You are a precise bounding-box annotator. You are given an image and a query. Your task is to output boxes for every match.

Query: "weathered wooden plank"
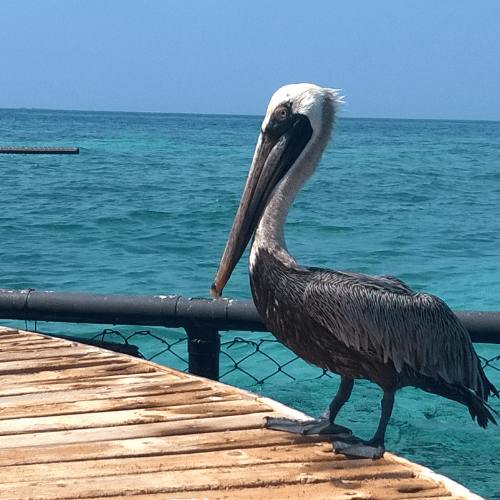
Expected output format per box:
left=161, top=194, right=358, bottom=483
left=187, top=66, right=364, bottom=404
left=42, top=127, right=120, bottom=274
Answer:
left=0, top=442, right=332, bottom=482
left=0, top=338, right=73, bottom=349
left=0, top=349, right=122, bottom=366
left=0, top=328, right=57, bottom=341
left=0, top=330, right=71, bottom=341
left=0, top=390, right=207, bottom=420
left=0, top=412, right=272, bottom=449
left=0, top=371, right=166, bottom=391
left=0, top=327, right=31, bottom=338
left=0, top=398, right=271, bottom=434
left=0, top=443, right=438, bottom=500
left=0, top=353, right=132, bottom=375
left=0, top=372, right=194, bottom=396
left=0, top=384, right=221, bottom=419
left=0, top=458, right=415, bottom=500
left=0, top=359, right=161, bottom=386
left=0, top=429, right=307, bottom=466
left=68, top=480, right=453, bottom=500
left=0, top=379, right=229, bottom=409
left=0, top=345, right=119, bottom=361
left=98, top=480, right=453, bottom=500
left=0, top=328, right=112, bottom=352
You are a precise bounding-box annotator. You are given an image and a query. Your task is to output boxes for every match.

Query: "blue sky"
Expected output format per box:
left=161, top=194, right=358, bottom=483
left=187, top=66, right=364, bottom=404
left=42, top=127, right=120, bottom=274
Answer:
left=2, top=1, right=499, bottom=120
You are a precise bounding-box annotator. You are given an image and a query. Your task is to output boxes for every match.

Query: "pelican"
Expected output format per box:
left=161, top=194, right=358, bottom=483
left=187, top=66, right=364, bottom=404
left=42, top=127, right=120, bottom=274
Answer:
left=210, top=84, right=498, bottom=458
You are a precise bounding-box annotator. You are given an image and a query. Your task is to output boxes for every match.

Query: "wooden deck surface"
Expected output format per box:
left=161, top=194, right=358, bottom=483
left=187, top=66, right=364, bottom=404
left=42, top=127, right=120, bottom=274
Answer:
left=0, top=326, right=484, bottom=500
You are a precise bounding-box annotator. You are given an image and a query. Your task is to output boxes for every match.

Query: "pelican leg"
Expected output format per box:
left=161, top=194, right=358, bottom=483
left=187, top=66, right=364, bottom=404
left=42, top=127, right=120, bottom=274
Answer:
left=265, top=377, right=354, bottom=436
left=299, top=376, right=354, bottom=435
left=326, top=376, right=354, bottom=426
left=368, top=389, right=395, bottom=447
left=331, top=390, right=393, bottom=459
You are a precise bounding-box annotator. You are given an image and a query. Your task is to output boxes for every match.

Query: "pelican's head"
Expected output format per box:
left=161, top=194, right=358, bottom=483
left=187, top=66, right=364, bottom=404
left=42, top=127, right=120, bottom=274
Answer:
left=211, top=84, right=339, bottom=298
left=262, top=83, right=338, bottom=144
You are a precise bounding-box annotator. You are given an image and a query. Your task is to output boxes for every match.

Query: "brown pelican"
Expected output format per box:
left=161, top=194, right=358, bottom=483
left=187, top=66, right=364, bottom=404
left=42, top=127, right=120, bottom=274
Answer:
left=210, top=83, right=498, bottom=458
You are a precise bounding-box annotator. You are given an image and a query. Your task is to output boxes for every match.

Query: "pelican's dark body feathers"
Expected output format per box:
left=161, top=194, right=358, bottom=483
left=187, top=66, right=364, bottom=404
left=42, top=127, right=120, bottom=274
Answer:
left=250, top=246, right=497, bottom=428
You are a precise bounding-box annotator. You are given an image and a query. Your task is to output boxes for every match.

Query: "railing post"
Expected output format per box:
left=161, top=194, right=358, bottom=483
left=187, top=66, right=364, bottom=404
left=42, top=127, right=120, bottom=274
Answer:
left=184, top=320, right=220, bottom=381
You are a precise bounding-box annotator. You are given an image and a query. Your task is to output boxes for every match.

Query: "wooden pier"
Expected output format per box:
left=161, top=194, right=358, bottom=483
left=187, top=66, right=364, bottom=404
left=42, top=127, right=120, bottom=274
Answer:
left=0, top=326, right=483, bottom=499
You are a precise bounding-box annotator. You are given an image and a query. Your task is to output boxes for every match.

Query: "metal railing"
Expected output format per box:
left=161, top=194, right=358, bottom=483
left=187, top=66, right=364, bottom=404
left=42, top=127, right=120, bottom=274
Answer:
left=1, top=288, right=499, bottom=381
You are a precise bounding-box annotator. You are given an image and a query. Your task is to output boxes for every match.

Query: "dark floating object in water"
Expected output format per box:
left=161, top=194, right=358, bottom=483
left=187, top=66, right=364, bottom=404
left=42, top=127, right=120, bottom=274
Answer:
left=0, top=146, right=79, bottom=154
left=211, top=83, right=499, bottom=459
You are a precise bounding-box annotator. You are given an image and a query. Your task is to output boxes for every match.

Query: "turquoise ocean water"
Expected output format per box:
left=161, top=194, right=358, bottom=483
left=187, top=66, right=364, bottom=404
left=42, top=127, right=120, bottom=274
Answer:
left=1, top=108, right=499, bottom=497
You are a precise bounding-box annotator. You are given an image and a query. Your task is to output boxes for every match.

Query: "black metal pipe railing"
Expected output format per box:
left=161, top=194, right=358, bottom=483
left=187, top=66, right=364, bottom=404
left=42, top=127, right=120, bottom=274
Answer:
left=0, top=289, right=266, bottom=331
left=1, top=288, right=500, bottom=380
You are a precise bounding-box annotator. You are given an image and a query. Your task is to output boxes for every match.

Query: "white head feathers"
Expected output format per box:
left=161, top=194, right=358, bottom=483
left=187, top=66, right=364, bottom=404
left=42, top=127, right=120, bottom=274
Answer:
left=262, top=83, right=341, bottom=139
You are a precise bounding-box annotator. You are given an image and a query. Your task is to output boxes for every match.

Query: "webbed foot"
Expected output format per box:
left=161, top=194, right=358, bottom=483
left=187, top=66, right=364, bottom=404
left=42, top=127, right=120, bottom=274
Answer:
left=265, top=416, right=352, bottom=436
left=265, top=416, right=384, bottom=459
left=331, top=435, right=385, bottom=459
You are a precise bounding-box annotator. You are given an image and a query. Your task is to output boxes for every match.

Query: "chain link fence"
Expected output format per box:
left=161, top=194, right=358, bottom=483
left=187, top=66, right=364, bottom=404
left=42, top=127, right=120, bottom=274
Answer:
left=83, top=327, right=332, bottom=384
left=70, top=326, right=500, bottom=387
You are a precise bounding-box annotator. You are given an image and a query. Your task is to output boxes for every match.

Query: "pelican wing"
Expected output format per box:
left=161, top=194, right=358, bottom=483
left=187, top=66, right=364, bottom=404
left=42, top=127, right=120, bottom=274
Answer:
left=302, top=268, right=484, bottom=392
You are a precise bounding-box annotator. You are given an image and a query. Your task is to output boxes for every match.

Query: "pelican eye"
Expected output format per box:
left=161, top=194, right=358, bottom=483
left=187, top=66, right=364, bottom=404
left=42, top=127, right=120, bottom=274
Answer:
left=266, top=105, right=295, bottom=138
left=275, top=106, right=289, bottom=121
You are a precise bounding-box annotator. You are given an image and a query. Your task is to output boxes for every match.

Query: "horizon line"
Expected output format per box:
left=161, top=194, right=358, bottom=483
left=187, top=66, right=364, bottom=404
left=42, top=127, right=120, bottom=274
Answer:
left=1, top=106, right=499, bottom=123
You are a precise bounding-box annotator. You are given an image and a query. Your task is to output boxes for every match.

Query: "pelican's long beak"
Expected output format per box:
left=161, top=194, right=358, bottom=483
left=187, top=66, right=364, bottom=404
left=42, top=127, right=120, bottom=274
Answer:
left=211, top=114, right=312, bottom=298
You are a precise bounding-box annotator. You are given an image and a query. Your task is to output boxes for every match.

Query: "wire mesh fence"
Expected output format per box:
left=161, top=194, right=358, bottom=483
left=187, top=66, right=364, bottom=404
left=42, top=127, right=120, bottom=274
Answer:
left=74, top=326, right=500, bottom=387
left=84, top=327, right=332, bottom=384
left=478, top=352, right=500, bottom=375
